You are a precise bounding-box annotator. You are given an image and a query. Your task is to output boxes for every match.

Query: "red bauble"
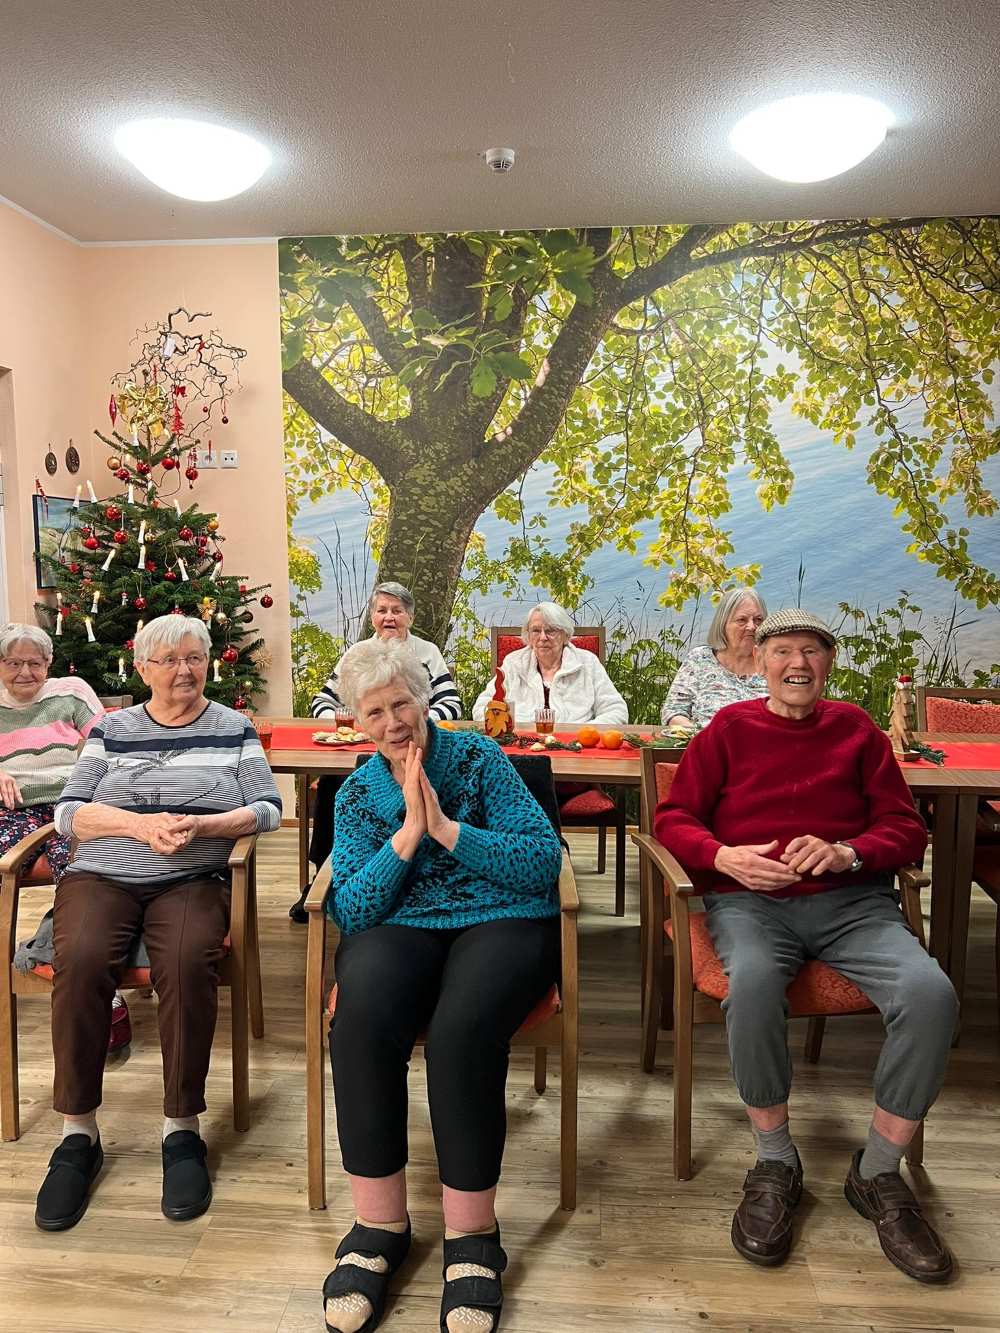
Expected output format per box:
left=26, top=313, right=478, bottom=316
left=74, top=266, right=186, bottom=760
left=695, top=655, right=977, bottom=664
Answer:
left=80, top=526, right=92, bottom=536
left=234, top=695, right=248, bottom=709
left=238, top=584, right=248, bottom=594
left=259, top=593, right=274, bottom=608
left=69, top=562, right=81, bottom=575
left=134, top=596, right=148, bottom=611
left=105, top=505, right=121, bottom=522
left=124, top=639, right=134, bottom=651
left=178, top=525, right=194, bottom=541
left=115, top=467, right=131, bottom=482
left=221, top=415, right=229, bottom=424
left=113, top=529, right=128, bottom=544
left=202, top=405, right=209, bottom=414
left=185, top=466, right=199, bottom=482
left=211, top=550, right=224, bottom=563
left=83, top=536, right=99, bottom=551
left=161, top=456, right=178, bottom=471
left=136, top=461, right=152, bottom=476
left=221, top=646, right=239, bottom=665
left=164, top=569, right=178, bottom=582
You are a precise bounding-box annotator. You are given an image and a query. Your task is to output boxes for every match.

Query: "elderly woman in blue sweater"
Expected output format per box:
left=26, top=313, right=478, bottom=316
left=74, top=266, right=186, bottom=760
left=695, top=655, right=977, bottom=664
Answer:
left=323, top=637, right=562, bottom=1333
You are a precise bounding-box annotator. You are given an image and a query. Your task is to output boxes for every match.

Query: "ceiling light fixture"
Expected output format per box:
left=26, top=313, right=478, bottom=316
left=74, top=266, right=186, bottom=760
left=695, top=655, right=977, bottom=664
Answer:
left=728, top=93, right=894, bottom=183
left=114, top=118, right=272, bottom=201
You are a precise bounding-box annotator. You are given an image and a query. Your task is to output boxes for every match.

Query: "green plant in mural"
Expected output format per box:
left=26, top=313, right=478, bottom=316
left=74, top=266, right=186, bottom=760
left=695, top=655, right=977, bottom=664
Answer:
left=281, top=221, right=1000, bottom=648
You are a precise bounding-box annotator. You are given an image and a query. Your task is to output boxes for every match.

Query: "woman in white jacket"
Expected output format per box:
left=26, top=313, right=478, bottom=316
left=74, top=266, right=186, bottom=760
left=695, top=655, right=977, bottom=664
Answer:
left=473, top=602, right=628, bottom=727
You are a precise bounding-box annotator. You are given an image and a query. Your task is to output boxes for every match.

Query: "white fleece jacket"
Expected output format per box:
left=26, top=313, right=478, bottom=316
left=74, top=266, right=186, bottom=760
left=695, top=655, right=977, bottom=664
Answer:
left=472, top=643, right=628, bottom=727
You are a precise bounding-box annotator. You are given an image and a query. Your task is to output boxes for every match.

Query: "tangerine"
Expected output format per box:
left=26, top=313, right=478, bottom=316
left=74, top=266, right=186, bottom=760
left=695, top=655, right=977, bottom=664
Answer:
left=577, top=725, right=600, bottom=748
left=600, top=730, right=624, bottom=750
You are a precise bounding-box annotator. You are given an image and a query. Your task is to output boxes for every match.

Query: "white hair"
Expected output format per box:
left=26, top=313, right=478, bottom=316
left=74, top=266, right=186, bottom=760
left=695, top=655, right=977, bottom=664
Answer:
left=133, top=615, right=212, bottom=664
left=0, top=623, right=53, bottom=662
left=337, top=637, right=431, bottom=713
left=368, top=581, right=415, bottom=618
left=706, top=588, right=767, bottom=651
left=521, top=601, right=575, bottom=643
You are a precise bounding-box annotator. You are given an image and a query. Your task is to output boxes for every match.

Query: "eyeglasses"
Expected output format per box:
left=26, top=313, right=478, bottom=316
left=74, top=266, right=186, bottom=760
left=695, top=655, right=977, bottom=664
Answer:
left=526, top=627, right=560, bottom=639
left=1, top=659, right=48, bottom=672
left=145, top=653, right=209, bottom=670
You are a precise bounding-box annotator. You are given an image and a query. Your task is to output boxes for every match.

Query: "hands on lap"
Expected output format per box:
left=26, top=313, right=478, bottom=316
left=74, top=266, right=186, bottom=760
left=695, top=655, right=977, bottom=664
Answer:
left=0, top=769, right=23, bottom=810
left=714, top=835, right=855, bottom=891
left=137, top=812, right=201, bottom=856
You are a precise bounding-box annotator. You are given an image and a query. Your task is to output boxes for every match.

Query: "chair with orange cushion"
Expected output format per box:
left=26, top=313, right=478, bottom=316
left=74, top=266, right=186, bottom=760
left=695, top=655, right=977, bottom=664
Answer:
left=631, top=753, right=929, bottom=1180
left=0, top=822, right=265, bottom=1142
left=490, top=624, right=627, bottom=915
left=303, top=753, right=580, bottom=1211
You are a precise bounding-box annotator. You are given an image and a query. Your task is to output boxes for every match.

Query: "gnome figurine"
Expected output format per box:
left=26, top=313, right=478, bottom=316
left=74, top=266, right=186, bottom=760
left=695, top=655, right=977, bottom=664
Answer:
left=483, top=667, right=515, bottom=738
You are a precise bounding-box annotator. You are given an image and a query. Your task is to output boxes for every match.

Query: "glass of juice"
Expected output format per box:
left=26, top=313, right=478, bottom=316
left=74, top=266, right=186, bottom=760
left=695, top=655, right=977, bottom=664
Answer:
left=253, top=718, right=273, bottom=751
left=335, top=708, right=355, bottom=730
left=534, top=708, right=555, bottom=735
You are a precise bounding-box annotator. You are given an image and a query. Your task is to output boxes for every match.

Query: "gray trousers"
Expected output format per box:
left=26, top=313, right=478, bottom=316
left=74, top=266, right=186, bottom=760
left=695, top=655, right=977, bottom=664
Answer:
left=704, top=881, right=958, bottom=1119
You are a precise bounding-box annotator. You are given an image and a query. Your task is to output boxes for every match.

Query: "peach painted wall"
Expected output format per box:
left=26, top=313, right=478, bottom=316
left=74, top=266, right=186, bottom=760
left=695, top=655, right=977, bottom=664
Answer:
left=0, top=200, right=291, bottom=715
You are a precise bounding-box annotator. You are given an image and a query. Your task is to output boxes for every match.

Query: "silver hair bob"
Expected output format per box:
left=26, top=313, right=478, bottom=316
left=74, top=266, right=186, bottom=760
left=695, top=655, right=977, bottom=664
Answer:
left=368, top=581, right=415, bottom=619
left=132, top=614, right=212, bottom=665
left=706, top=588, right=768, bottom=652
left=521, top=600, right=575, bottom=644
left=337, top=637, right=431, bottom=715
left=0, top=623, right=54, bottom=662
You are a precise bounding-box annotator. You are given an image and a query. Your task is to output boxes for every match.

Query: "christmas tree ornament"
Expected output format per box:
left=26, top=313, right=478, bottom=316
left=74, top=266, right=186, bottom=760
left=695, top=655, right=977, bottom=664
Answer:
left=178, top=526, right=194, bottom=541
left=211, top=550, right=224, bottom=562
left=118, top=657, right=127, bottom=680
left=136, top=460, right=151, bottom=476
left=172, top=605, right=184, bottom=615
left=107, top=455, right=122, bottom=470
left=105, top=505, right=122, bottom=522
left=177, top=559, right=189, bottom=581
left=238, top=584, right=248, bottom=594
left=109, top=395, right=118, bottom=425
left=198, top=596, right=217, bottom=620
left=124, top=639, right=135, bottom=651
left=114, top=529, right=128, bottom=544
left=86, top=480, right=98, bottom=502
left=234, top=695, right=247, bottom=709
left=185, top=466, right=199, bottom=484
left=100, top=548, right=117, bottom=572
left=83, top=536, right=100, bottom=551
left=206, top=518, right=219, bottom=533
left=196, top=536, right=209, bottom=549
left=202, top=405, right=210, bottom=414
left=162, top=455, right=178, bottom=470
left=259, top=593, right=274, bottom=608
left=69, top=562, right=80, bottom=574
left=134, top=596, right=148, bottom=611
left=120, top=591, right=129, bottom=606
left=214, top=611, right=228, bottom=624
left=73, top=485, right=83, bottom=509
left=80, top=525, right=91, bottom=536
left=84, top=617, right=96, bottom=642
left=118, top=378, right=167, bottom=437
left=212, top=658, right=222, bottom=681
left=164, top=569, right=178, bottom=582
left=115, top=467, right=131, bottom=482
left=90, top=589, right=101, bottom=614
left=221, top=646, right=239, bottom=665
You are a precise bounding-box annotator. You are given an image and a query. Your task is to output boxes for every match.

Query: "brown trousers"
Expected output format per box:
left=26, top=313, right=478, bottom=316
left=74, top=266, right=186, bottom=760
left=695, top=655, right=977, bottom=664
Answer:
left=51, top=870, right=230, bottom=1117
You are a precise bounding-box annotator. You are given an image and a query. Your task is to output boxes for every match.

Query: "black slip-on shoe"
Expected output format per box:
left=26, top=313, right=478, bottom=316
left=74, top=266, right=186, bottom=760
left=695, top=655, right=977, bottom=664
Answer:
left=161, top=1130, right=212, bottom=1221
left=34, top=1133, right=104, bottom=1232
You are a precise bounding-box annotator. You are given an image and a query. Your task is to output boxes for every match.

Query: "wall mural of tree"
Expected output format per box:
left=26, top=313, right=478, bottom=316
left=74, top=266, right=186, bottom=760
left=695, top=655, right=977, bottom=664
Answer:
left=280, top=220, right=1000, bottom=652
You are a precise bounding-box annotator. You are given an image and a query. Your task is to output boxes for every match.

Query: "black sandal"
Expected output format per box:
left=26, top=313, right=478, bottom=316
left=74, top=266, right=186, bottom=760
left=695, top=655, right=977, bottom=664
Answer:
left=440, top=1225, right=508, bottom=1333
left=322, top=1218, right=412, bottom=1333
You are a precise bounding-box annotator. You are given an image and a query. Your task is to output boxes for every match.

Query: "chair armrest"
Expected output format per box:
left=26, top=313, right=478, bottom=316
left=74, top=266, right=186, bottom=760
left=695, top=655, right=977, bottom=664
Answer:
left=557, top=850, right=580, bottom=914
left=227, top=833, right=259, bottom=870
left=897, top=864, right=930, bottom=893
left=896, top=863, right=929, bottom=948
left=0, top=822, right=57, bottom=876
left=630, top=832, right=695, bottom=896
left=306, top=860, right=332, bottom=913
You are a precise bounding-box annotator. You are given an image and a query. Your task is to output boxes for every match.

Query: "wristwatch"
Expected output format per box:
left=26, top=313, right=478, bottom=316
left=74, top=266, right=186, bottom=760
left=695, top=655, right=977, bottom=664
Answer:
left=838, top=842, right=863, bottom=872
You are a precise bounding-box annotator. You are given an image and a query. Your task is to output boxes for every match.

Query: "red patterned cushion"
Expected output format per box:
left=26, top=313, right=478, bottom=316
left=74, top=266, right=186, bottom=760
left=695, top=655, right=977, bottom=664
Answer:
left=21, top=856, right=55, bottom=886
left=655, top=763, right=679, bottom=804
left=666, top=913, right=874, bottom=1014
left=559, top=787, right=615, bottom=817
left=30, top=934, right=232, bottom=984
left=495, top=633, right=603, bottom=666
left=925, top=697, right=1000, bottom=734
left=326, top=981, right=561, bottom=1032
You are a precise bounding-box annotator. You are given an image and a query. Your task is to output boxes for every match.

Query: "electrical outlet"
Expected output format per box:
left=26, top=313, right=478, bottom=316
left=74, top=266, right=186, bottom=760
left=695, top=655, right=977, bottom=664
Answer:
left=195, top=449, right=217, bottom=469
left=219, top=450, right=239, bottom=469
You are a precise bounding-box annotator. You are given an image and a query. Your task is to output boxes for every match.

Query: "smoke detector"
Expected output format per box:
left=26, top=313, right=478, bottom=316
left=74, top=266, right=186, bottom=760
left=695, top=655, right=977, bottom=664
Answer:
left=483, top=146, right=516, bottom=173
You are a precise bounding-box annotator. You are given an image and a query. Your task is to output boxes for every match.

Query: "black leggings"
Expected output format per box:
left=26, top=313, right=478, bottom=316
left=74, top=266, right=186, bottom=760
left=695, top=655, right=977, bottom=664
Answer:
left=329, top=915, right=561, bottom=1191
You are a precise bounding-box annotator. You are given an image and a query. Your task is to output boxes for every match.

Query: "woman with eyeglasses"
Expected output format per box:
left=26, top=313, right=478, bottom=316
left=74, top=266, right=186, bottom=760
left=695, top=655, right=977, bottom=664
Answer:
left=660, top=588, right=769, bottom=733
left=32, top=615, right=281, bottom=1234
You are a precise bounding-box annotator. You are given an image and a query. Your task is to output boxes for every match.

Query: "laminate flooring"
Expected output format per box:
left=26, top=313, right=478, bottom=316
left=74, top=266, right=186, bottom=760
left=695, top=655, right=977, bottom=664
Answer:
left=1, top=828, right=998, bottom=1332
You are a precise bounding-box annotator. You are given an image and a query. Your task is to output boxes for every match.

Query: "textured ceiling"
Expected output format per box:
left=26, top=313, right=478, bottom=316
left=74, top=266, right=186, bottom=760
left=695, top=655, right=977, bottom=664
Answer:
left=1, top=0, right=998, bottom=243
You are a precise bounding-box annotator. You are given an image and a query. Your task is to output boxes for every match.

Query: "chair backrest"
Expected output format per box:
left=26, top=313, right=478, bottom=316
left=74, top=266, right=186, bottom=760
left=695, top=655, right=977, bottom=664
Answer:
left=916, top=686, right=1000, bottom=732
left=98, top=694, right=133, bottom=710
left=490, top=624, right=606, bottom=671
left=354, top=748, right=563, bottom=839
left=638, top=746, right=681, bottom=834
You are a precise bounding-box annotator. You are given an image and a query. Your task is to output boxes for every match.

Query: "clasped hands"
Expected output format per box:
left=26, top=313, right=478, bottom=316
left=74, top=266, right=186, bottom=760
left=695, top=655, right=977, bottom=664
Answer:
left=135, top=812, right=203, bottom=856
left=714, top=835, right=857, bottom=892
left=392, top=742, right=459, bottom=860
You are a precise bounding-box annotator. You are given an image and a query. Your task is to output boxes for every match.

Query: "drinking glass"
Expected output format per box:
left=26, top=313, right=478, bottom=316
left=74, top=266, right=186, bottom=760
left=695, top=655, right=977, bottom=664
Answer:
left=534, top=708, right=555, bottom=735
left=253, top=718, right=273, bottom=751
left=334, top=708, right=355, bottom=730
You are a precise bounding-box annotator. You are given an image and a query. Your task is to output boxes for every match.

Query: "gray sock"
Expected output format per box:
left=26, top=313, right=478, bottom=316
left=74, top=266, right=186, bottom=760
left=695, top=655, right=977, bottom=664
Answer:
left=753, top=1119, right=799, bottom=1169
left=859, top=1124, right=906, bottom=1180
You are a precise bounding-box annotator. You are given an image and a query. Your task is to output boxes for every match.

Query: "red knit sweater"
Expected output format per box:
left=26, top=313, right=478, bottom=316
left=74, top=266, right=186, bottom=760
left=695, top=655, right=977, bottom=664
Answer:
left=653, top=698, right=927, bottom=898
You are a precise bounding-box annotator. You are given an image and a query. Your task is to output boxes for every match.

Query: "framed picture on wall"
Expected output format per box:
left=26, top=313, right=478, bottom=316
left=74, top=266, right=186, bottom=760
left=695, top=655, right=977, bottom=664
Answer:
left=33, top=495, right=82, bottom=589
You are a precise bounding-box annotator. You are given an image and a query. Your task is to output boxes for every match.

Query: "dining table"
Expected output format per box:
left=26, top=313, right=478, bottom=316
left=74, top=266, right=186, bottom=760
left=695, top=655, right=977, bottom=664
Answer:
left=262, top=718, right=1000, bottom=1010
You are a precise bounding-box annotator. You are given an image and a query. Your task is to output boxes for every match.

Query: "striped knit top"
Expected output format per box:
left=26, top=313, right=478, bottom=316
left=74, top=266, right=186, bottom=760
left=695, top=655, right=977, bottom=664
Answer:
left=55, top=700, right=282, bottom=883
left=310, top=633, right=462, bottom=721
left=0, top=677, right=104, bottom=807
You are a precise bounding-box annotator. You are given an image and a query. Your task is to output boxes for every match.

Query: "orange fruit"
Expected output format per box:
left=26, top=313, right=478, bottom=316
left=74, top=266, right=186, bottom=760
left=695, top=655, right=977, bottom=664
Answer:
left=577, top=725, right=600, bottom=748
left=600, top=730, right=624, bottom=750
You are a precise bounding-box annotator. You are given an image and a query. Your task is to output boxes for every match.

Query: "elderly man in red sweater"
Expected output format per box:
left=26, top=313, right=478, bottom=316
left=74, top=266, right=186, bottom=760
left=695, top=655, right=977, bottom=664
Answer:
left=655, top=609, right=957, bottom=1283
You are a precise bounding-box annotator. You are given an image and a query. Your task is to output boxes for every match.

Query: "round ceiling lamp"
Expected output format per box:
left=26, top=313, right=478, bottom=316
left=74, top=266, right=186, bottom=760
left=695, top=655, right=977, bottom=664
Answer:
left=728, top=93, right=894, bottom=183
left=114, top=118, right=272, bottom=201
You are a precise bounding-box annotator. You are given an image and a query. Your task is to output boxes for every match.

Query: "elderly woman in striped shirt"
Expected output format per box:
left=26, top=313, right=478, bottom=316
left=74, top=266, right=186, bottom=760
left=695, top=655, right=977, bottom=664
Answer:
left=33, top=615, right=281, bottom=1234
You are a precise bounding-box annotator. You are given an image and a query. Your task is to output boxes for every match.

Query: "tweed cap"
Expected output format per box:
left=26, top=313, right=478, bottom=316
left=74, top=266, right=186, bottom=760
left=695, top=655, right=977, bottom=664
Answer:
left=755, top=609, right=837, bottom=648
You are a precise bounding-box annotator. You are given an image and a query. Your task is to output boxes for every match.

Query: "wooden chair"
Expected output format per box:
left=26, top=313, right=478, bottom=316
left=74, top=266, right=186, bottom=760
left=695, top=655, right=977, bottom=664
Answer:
left=96, top=694, right=134, bottom=709
left=491, top=623, right=626, bottom=915
left=304, top=755, right=580, bottom=1211
left=632, top=755, right=929, bottom=1180
left=0, top=823, right=264, bottom=1141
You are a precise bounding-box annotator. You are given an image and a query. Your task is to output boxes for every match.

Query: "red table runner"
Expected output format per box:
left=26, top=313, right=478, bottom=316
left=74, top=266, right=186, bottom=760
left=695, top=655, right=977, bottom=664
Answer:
left=898, top=740, right=1000, bottom=769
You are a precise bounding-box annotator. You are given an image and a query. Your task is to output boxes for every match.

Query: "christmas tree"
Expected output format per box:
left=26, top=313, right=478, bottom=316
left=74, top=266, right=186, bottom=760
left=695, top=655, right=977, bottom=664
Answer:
left=34, top=309, right=274, bottom=708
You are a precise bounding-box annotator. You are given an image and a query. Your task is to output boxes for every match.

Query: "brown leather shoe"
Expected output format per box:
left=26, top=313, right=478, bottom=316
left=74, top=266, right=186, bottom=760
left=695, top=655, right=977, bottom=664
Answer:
left=731, top=1154, right=803, bottom=1266
left=844, top=1149, right=953, bottom=1283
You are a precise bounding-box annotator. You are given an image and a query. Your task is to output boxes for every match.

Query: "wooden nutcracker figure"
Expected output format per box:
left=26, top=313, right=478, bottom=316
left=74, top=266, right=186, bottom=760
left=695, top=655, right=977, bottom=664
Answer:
left=890, top=673, right=921, bottom=760
left=483, top=667, right=514, bottom=738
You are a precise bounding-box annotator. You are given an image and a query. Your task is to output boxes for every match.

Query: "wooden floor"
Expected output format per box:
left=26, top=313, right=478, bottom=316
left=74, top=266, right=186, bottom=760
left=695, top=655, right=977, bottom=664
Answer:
left=2, top=828, right=999, bottom=1332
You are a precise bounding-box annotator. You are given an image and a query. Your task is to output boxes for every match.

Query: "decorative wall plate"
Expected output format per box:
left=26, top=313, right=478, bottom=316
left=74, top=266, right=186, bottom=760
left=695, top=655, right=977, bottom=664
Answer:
left=65, top=442, right=81, bottom=473
left=44, top=450, right=58, bottom=476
